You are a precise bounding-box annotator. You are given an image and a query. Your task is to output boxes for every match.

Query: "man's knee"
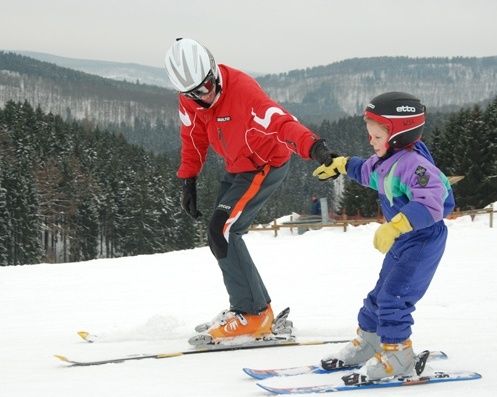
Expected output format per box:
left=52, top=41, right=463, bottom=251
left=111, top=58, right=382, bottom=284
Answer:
left=208, top=209, right=230, bottom=259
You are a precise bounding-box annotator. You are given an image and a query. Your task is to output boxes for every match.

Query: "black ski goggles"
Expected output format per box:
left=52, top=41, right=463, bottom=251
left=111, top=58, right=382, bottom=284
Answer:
left=183, top=70, right=217, bottom=100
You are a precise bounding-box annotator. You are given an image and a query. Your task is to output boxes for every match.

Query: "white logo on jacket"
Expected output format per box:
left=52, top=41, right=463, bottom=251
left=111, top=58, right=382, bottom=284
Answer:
left=179, top=108, right=192, bottom=126
left=251, top=107, right=286, bottom=129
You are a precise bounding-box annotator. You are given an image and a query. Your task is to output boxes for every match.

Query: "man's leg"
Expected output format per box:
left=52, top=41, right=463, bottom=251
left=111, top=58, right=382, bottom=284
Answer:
left=207, top=163, right=289, bottom=314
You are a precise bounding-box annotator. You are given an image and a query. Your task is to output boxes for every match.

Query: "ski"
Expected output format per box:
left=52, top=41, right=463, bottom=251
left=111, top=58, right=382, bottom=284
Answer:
left=77, top=307, right=294, bottom=344
left=243, top=350, right=447, bottom=380
left=256, top=370, right=481, bottom=394
left=54, top=337, right=349, bottom=367
left=77, top=331, right=96, bottom=343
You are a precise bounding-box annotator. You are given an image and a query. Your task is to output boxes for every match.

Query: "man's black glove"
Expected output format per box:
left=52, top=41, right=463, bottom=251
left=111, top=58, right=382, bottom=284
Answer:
left=310, top=139, right=337, bottom=166
left=309, top=140, right=340, bottom=181
left=181, top=177, right=202, bottom=219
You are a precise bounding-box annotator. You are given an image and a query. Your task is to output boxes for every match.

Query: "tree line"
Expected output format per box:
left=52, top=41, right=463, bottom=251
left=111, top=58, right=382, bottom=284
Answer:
left=0, top=101, right=193, bottom=265
left=1, top=97, right=496, bottom=266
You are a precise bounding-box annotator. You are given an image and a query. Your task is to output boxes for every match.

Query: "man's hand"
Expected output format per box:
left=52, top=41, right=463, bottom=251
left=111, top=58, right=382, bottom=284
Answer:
left=373, top=213, right=413, bottom=254
left=312, top=156, right=348, bottom=181
left=181, top=177, right=202, bottom=219
left=310, top=140, right=335, bottom=165
left=309, top=140, right=340, bottom=181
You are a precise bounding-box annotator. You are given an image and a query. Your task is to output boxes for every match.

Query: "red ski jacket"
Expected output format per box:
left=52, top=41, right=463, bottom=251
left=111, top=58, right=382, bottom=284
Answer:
left=176, top=65, right=319, bottom=178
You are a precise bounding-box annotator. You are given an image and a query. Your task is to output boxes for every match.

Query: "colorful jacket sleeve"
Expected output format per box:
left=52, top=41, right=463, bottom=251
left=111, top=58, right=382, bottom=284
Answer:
left=346, top=156, right=379, bottom=190
left=395, top=161, right=454, bottom=230
left=176, top=100, right=210, bottom=179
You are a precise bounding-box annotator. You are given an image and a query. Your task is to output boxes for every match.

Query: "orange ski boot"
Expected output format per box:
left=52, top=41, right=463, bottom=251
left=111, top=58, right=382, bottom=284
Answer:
left=208, top=305, right=274, bottom=340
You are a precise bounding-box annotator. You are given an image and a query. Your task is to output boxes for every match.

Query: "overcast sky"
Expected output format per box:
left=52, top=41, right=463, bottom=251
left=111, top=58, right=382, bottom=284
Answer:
left=1, top=0, right=496, bottom=74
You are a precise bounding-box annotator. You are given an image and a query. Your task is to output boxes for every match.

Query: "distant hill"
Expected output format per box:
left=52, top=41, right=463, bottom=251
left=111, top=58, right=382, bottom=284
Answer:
left=12, top=50, right=265, bottom=89
left=1, top=51, right=497, bottom=152
left=259, top=56, right=497, bottom=123
left=15, top=50, right=175, bottom=89
left=0, top=51, right=179, bottom=152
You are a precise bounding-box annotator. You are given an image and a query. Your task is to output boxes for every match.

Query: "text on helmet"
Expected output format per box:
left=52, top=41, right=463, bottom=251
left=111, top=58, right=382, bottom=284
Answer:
left=396, top=106, right=417, bottom=112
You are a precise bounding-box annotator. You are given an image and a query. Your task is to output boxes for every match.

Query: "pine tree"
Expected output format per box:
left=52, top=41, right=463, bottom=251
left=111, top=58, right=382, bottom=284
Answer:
left=36, top=159, right=64, bottom=262
left=0, top=102, right=42, bottom=264
left=481, top=97, right=497, bottom=205
left=0, top=108, right=15, bottom=265
left=459, top=106, right=491, bottom=208
left=430, top=100, right=497, bottom=209
left=0, top=186, right=10, bottom=265
left=73, top=188, right=99, bottom=261
left=338, top=179, right=380, bottom=218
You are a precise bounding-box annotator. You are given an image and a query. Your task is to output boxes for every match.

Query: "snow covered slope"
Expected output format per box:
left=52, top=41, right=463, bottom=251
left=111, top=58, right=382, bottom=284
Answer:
left=1, top=214, right=495, bottom=396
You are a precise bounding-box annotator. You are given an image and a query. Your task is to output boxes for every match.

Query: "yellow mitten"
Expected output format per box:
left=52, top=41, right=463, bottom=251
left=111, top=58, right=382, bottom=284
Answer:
left=312, top=156, right=348, bottom=181
left=373, top=213, right=413, bottom=254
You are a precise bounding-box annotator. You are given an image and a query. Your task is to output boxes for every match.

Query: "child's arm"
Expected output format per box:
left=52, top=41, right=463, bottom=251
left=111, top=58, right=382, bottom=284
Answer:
left=397, top=163, right=452, bottom=230
left=344, top=156, right=381, bottom=191
left=373, top=163, right=450, bottom=254
left=313, top=155, right=380, bottom=191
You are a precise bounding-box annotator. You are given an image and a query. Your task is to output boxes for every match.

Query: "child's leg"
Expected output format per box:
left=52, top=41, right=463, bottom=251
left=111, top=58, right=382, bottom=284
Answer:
left=357, top=256, right=398, bottom=332
left=357, top=222, right=448, bottom=380
left=322, top=257, right=399, bottom=369
left=376, top=222, right=448, bottom=343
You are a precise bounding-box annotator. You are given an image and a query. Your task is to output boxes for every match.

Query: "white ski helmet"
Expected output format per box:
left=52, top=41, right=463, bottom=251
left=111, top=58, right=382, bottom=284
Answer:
left=165, top=38, right=218, bottom=93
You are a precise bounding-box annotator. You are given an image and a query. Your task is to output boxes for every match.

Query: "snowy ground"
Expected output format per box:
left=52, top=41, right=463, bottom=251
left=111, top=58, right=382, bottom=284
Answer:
left=1, top=212, right=496, bottom=396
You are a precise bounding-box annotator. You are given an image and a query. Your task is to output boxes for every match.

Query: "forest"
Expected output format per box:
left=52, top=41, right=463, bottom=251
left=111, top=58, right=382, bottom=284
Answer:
left=0, top=97, right=496, bottom=265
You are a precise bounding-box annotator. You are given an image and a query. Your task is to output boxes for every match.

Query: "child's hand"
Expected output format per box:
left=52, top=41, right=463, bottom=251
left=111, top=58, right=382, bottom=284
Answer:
left=312, top=157, right=348, bottom=181
left=373, top=213, right=413, bottom=253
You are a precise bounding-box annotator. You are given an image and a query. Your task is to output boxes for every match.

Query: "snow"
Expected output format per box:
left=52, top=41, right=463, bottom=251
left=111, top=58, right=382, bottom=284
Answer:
left=1, top=213, right=496, bottom=396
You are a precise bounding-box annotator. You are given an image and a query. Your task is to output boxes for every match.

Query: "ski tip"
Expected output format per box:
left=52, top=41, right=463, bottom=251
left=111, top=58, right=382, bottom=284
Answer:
left=156, top=352, right=183, bottom=359
left=242, top=368, right=267, bottom=380
left=54, top=354, right=70, bottom=363
left=77, top=331, right=93, bottom=342
left=256, top=383, right=278, bottom=394
left=280, top=307, right=291, bottom=317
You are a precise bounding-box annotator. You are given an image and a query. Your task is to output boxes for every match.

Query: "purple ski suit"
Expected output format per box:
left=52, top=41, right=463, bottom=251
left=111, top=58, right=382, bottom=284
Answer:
left=345, top=141, right=455, bottom=343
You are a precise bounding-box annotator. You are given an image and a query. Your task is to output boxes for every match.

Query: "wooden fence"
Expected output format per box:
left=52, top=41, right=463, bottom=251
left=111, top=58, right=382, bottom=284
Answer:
left=249, top=207, right=495, bottom=237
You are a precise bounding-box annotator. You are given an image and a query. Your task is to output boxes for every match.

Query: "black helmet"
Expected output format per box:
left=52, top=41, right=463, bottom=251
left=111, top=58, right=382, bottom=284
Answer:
left=364, top=92, right=426, bottom=149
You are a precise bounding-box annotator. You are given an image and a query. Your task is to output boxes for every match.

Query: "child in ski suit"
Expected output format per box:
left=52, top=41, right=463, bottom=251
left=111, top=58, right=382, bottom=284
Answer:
left=313, top=92, right=455, bottom=380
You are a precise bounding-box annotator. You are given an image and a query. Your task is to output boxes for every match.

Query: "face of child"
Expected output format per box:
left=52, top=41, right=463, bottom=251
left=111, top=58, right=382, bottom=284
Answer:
left=366, top=120, right=390, bottom=157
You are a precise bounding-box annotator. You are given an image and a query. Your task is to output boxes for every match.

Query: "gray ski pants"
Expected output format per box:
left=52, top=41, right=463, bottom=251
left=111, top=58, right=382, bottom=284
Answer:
left=207, top=162, right=290, bottom=314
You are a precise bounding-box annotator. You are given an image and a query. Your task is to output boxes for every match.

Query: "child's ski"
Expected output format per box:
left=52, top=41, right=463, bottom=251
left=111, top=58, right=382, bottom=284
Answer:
left=257, top=370, right=481, bottom=394
left=243, top=350, right=447, bottom=380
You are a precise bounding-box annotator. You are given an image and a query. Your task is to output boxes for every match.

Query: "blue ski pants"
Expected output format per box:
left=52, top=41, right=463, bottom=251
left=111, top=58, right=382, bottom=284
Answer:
left=358, top=220, right=448, bottom=343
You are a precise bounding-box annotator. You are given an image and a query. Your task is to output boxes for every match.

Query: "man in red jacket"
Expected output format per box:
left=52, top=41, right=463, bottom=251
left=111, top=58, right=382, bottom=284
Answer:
left=165, top=38, right=335, bottom=343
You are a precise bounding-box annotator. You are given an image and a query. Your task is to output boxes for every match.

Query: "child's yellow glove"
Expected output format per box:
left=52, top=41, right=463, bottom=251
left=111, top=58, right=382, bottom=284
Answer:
left=373, top=213, right=413, bottom=254
left=312, top=156, right=348, bottom=181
